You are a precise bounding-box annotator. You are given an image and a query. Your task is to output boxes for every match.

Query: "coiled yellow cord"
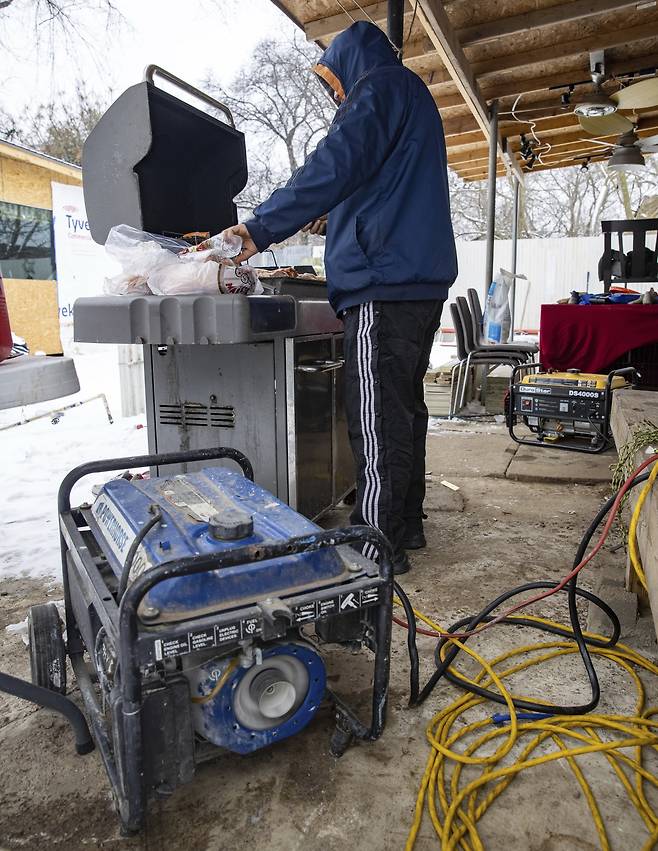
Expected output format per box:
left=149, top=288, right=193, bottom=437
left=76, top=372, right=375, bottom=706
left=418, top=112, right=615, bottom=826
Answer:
left=397, top=601, right=658, bottom=851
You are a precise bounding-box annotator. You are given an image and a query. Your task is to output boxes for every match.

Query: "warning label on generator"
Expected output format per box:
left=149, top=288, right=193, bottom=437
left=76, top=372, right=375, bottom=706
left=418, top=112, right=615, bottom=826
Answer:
left=292, top=586, right=380, bottom=625
left=150, top=586, right=381, bottom=662
left=152, top=616, right=264, bottom=662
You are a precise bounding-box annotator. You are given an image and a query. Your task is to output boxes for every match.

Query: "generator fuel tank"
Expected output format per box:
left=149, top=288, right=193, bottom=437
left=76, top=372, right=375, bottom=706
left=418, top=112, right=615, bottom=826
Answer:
left=89, top=467, right=358, bottom=622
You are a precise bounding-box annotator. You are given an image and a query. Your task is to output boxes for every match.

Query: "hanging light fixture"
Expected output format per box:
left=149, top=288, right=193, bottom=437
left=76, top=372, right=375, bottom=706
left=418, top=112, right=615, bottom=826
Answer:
left=607, top=145, right=645, bottom=172
left=572, top=89, right=617, bottom=118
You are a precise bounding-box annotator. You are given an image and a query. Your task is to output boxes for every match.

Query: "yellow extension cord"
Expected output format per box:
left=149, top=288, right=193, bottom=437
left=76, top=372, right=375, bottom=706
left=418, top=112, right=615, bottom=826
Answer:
left=397, top=460, right=658, bottom=849
left=629, top=460, right=658, bottom=593
left=395, top=603, right=658, bottom=851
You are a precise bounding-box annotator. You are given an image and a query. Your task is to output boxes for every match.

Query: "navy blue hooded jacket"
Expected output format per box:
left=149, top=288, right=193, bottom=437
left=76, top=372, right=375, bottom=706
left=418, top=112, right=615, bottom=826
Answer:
left=245, top=21, right=457, bottom=315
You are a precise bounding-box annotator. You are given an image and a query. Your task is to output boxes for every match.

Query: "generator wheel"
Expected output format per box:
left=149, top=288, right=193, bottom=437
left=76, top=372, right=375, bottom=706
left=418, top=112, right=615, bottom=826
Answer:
left=28, top=603, right=67, bottom=694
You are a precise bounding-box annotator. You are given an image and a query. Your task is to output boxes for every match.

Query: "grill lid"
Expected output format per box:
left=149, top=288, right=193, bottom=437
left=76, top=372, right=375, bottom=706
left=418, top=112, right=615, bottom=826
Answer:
left=82, top=65, right=247, bottom=244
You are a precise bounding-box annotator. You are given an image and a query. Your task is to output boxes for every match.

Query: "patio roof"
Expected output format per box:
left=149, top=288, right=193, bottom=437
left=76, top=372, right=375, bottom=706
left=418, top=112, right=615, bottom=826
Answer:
left=270, top=0, right=658, bottom=181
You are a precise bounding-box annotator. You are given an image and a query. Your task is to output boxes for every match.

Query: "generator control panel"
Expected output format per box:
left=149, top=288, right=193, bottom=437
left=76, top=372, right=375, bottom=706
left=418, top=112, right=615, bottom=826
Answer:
left=508, top=367, right=636, bottom=454
left=515, top=384, right=607, bottom=422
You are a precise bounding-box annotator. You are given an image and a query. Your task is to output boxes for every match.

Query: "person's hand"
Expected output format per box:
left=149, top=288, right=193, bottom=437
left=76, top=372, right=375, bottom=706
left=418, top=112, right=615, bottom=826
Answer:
left=302, top=215, right=327, bottom=236
left=222, top=223, right=259, bottom=264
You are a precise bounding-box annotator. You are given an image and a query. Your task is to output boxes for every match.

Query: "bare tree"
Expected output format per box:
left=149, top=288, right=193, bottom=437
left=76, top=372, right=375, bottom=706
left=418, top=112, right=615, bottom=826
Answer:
left=1, top=85, right=107, bottom=165
left=449, top=157, right=658, bottom=241
left=205, top=32, right=335, bottom=216
left=0, top=0, right=121, bottom=60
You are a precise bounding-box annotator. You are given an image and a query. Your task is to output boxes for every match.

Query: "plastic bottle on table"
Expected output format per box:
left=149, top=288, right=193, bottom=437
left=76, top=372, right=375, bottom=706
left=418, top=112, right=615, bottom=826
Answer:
left=186, top=232, right=242, bottom=258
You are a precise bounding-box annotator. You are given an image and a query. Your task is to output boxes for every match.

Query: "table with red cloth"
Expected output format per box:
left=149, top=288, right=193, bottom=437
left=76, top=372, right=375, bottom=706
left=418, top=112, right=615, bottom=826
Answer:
left=540, top=304, right=658, bottom=373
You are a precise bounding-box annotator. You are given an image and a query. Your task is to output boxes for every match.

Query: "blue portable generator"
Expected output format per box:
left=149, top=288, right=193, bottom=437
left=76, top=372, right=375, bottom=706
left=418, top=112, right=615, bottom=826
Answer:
left=17, top=447, right=393, bottom=833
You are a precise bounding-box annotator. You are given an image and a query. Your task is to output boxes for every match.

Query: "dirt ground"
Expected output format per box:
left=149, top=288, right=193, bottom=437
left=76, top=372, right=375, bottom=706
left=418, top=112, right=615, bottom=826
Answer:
left=1, top=421, right=657, bottom=851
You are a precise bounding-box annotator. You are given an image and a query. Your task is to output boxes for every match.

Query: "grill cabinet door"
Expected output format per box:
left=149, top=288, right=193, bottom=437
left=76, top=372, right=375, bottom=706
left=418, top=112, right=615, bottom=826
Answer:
left=288, top=337, right=334, bottom=519
left=146, top=343, right=278, bottom=494
left=333, top=334, right=355, bottom=502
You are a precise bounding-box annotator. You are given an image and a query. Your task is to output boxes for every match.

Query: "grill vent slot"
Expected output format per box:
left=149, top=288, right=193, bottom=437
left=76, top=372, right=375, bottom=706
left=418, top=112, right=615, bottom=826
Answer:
left=159, top=403, right=235, bottom=428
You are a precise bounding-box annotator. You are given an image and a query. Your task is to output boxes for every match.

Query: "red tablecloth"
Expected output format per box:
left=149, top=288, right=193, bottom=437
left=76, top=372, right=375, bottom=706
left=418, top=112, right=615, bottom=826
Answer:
left=540, top=304, right=658, bottom=373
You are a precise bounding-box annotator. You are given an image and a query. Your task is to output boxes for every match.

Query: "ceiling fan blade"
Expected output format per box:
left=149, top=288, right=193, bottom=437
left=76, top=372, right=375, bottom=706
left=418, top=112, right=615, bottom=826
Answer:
left=611, top=77, right=658, bottom=111
left=639, top=133, right=658, bottom=151
left=580, top=137, right=616, bottom=149
left=578, top=113, right=634, bottom=136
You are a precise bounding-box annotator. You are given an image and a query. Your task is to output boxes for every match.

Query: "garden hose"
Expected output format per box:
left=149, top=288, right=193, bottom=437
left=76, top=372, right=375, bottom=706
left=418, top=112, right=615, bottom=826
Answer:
left=392, top=457, right=658, bottom=849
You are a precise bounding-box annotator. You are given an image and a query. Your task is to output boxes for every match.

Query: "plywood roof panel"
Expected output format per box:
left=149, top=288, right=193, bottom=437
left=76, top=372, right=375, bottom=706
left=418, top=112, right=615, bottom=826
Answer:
left=271, top=0, right=658, bottom=180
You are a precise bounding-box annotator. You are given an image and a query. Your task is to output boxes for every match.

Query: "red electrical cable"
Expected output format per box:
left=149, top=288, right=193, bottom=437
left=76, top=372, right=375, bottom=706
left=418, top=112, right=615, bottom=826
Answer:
left=393, top=615, right=437, bottom=636
left=394, top=454, right=658, bottom=640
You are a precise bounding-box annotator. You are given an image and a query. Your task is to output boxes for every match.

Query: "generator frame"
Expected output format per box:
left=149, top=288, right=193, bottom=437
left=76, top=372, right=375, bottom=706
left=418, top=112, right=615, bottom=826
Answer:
left=508, top=363, right=638, bottom=453
left=4, top=446, right=393, bottom=835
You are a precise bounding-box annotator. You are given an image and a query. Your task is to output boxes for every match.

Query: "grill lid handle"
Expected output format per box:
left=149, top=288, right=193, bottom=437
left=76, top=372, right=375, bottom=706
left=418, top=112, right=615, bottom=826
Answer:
left=143, top=64, right=236, bottom=128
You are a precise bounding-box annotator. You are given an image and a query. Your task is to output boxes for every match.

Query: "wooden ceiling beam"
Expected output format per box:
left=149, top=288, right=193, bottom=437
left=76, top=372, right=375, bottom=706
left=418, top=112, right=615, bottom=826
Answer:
left=416, top=0, right=490, bottom=137
left=457, top=0, right=647, bottom=49
left=448, top=117, right=658, bottom=164
left=458, top=168, right=507, bottom=181
left=457, top=160, right=507, bottom=176
left=447, top=148, right=490, bottom=166
left=523, top=153, right=611, bottom=174
left=435, top=91, right=472, bottom=110
left=471, top=21, right=658, bottom=80
left=500, top=114, right=582, bottom=139
left=434, top=51, right=658, bottom=107
left=445, top=129, right=487, bottom=147
left=444, top=109, right=577, bottom=138
left=416, top=0, right=524, bottom=182
left=304, top=2, right=412, bottom=42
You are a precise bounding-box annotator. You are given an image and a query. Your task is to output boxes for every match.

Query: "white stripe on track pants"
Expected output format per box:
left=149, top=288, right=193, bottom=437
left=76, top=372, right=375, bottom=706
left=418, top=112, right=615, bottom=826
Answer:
left=341, top=298, right=444, bottom=560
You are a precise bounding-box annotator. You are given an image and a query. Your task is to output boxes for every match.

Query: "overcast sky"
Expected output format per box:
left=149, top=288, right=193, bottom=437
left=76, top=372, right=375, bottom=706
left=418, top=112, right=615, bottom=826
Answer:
left=0, top=0, right=297, bottom=114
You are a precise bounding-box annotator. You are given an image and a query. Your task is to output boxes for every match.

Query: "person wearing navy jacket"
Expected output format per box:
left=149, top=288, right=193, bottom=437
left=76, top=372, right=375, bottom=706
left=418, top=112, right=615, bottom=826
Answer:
left=219, top=20, right=457, bottom=573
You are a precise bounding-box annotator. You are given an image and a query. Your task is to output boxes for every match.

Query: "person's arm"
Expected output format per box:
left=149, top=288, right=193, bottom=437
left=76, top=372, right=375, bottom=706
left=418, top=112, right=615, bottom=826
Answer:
left=228, top=74, right=404, bottom=262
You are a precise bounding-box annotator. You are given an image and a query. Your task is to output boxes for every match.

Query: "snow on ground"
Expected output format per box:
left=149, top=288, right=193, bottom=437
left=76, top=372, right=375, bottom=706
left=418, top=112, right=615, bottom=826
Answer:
left=1, top=343, right=147, bottom=581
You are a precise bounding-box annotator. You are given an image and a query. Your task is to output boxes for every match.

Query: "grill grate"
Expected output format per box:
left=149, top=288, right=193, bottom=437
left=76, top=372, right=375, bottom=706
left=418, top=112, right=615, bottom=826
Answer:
left=158, top=403, right=235, bottom=428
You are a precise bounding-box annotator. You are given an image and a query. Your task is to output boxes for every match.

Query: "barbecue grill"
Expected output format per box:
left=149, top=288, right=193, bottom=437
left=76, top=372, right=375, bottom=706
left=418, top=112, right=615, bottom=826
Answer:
left=76, top=66, right=354, bottom=519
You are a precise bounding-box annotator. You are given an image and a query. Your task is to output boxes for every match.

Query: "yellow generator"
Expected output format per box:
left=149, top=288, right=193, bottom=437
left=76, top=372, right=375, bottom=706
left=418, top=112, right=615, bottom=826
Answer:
left=508, top=366, right=637, bottom=453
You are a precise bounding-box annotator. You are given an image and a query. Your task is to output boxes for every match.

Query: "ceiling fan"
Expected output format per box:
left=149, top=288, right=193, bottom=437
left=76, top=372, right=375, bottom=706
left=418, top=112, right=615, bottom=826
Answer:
left=581, top=129, right=658, bottom=171
left=570, top=51, right=658, bottom=136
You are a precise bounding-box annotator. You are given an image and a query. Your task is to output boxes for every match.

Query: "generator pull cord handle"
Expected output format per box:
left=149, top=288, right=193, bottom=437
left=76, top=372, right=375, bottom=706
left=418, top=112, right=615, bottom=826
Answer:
left=143, top=64, right=236, bottom=127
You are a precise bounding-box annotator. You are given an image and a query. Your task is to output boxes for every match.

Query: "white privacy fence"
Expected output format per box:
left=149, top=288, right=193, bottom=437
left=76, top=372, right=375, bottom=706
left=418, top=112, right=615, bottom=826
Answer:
left=450, top=235, right=603, bottom=333
left=263, top=235, right=605, bottom=334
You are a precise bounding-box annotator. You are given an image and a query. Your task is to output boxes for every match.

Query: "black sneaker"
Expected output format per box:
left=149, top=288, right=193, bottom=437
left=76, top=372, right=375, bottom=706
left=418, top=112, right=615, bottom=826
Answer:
left=392, top=551, right=411, bottom=575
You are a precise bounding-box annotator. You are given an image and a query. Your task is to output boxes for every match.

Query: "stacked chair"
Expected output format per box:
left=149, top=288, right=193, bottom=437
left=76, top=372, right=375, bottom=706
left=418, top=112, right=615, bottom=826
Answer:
left=448, top=289, right=537, bottom=418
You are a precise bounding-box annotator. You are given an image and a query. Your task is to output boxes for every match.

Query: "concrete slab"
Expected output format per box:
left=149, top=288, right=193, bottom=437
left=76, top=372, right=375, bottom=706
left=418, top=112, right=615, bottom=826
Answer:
left=423, top=477, right=465, bottom=513
left=587, top=572, right=638, bottom=637
left=506, top=443, right=616, bottom=484
left=425, top=429, right=517, bottom=480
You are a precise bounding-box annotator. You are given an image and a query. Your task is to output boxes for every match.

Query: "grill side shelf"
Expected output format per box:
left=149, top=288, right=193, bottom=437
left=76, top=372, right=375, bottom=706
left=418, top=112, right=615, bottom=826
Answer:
left=73, top=295, right=302, bottom=345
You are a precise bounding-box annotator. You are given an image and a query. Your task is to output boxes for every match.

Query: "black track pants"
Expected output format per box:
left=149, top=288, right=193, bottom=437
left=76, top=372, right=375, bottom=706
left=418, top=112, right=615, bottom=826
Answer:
left=341, top=299, right=444, bottom=558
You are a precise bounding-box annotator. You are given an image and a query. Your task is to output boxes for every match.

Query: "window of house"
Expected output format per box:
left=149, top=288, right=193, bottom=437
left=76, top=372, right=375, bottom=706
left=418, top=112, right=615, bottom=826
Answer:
left=0, top=201, right=56, bottom=280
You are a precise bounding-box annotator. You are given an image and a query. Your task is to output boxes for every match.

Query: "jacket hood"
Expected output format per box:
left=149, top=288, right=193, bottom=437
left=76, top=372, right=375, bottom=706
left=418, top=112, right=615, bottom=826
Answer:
left=313, top=20, right=400, bottom=101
